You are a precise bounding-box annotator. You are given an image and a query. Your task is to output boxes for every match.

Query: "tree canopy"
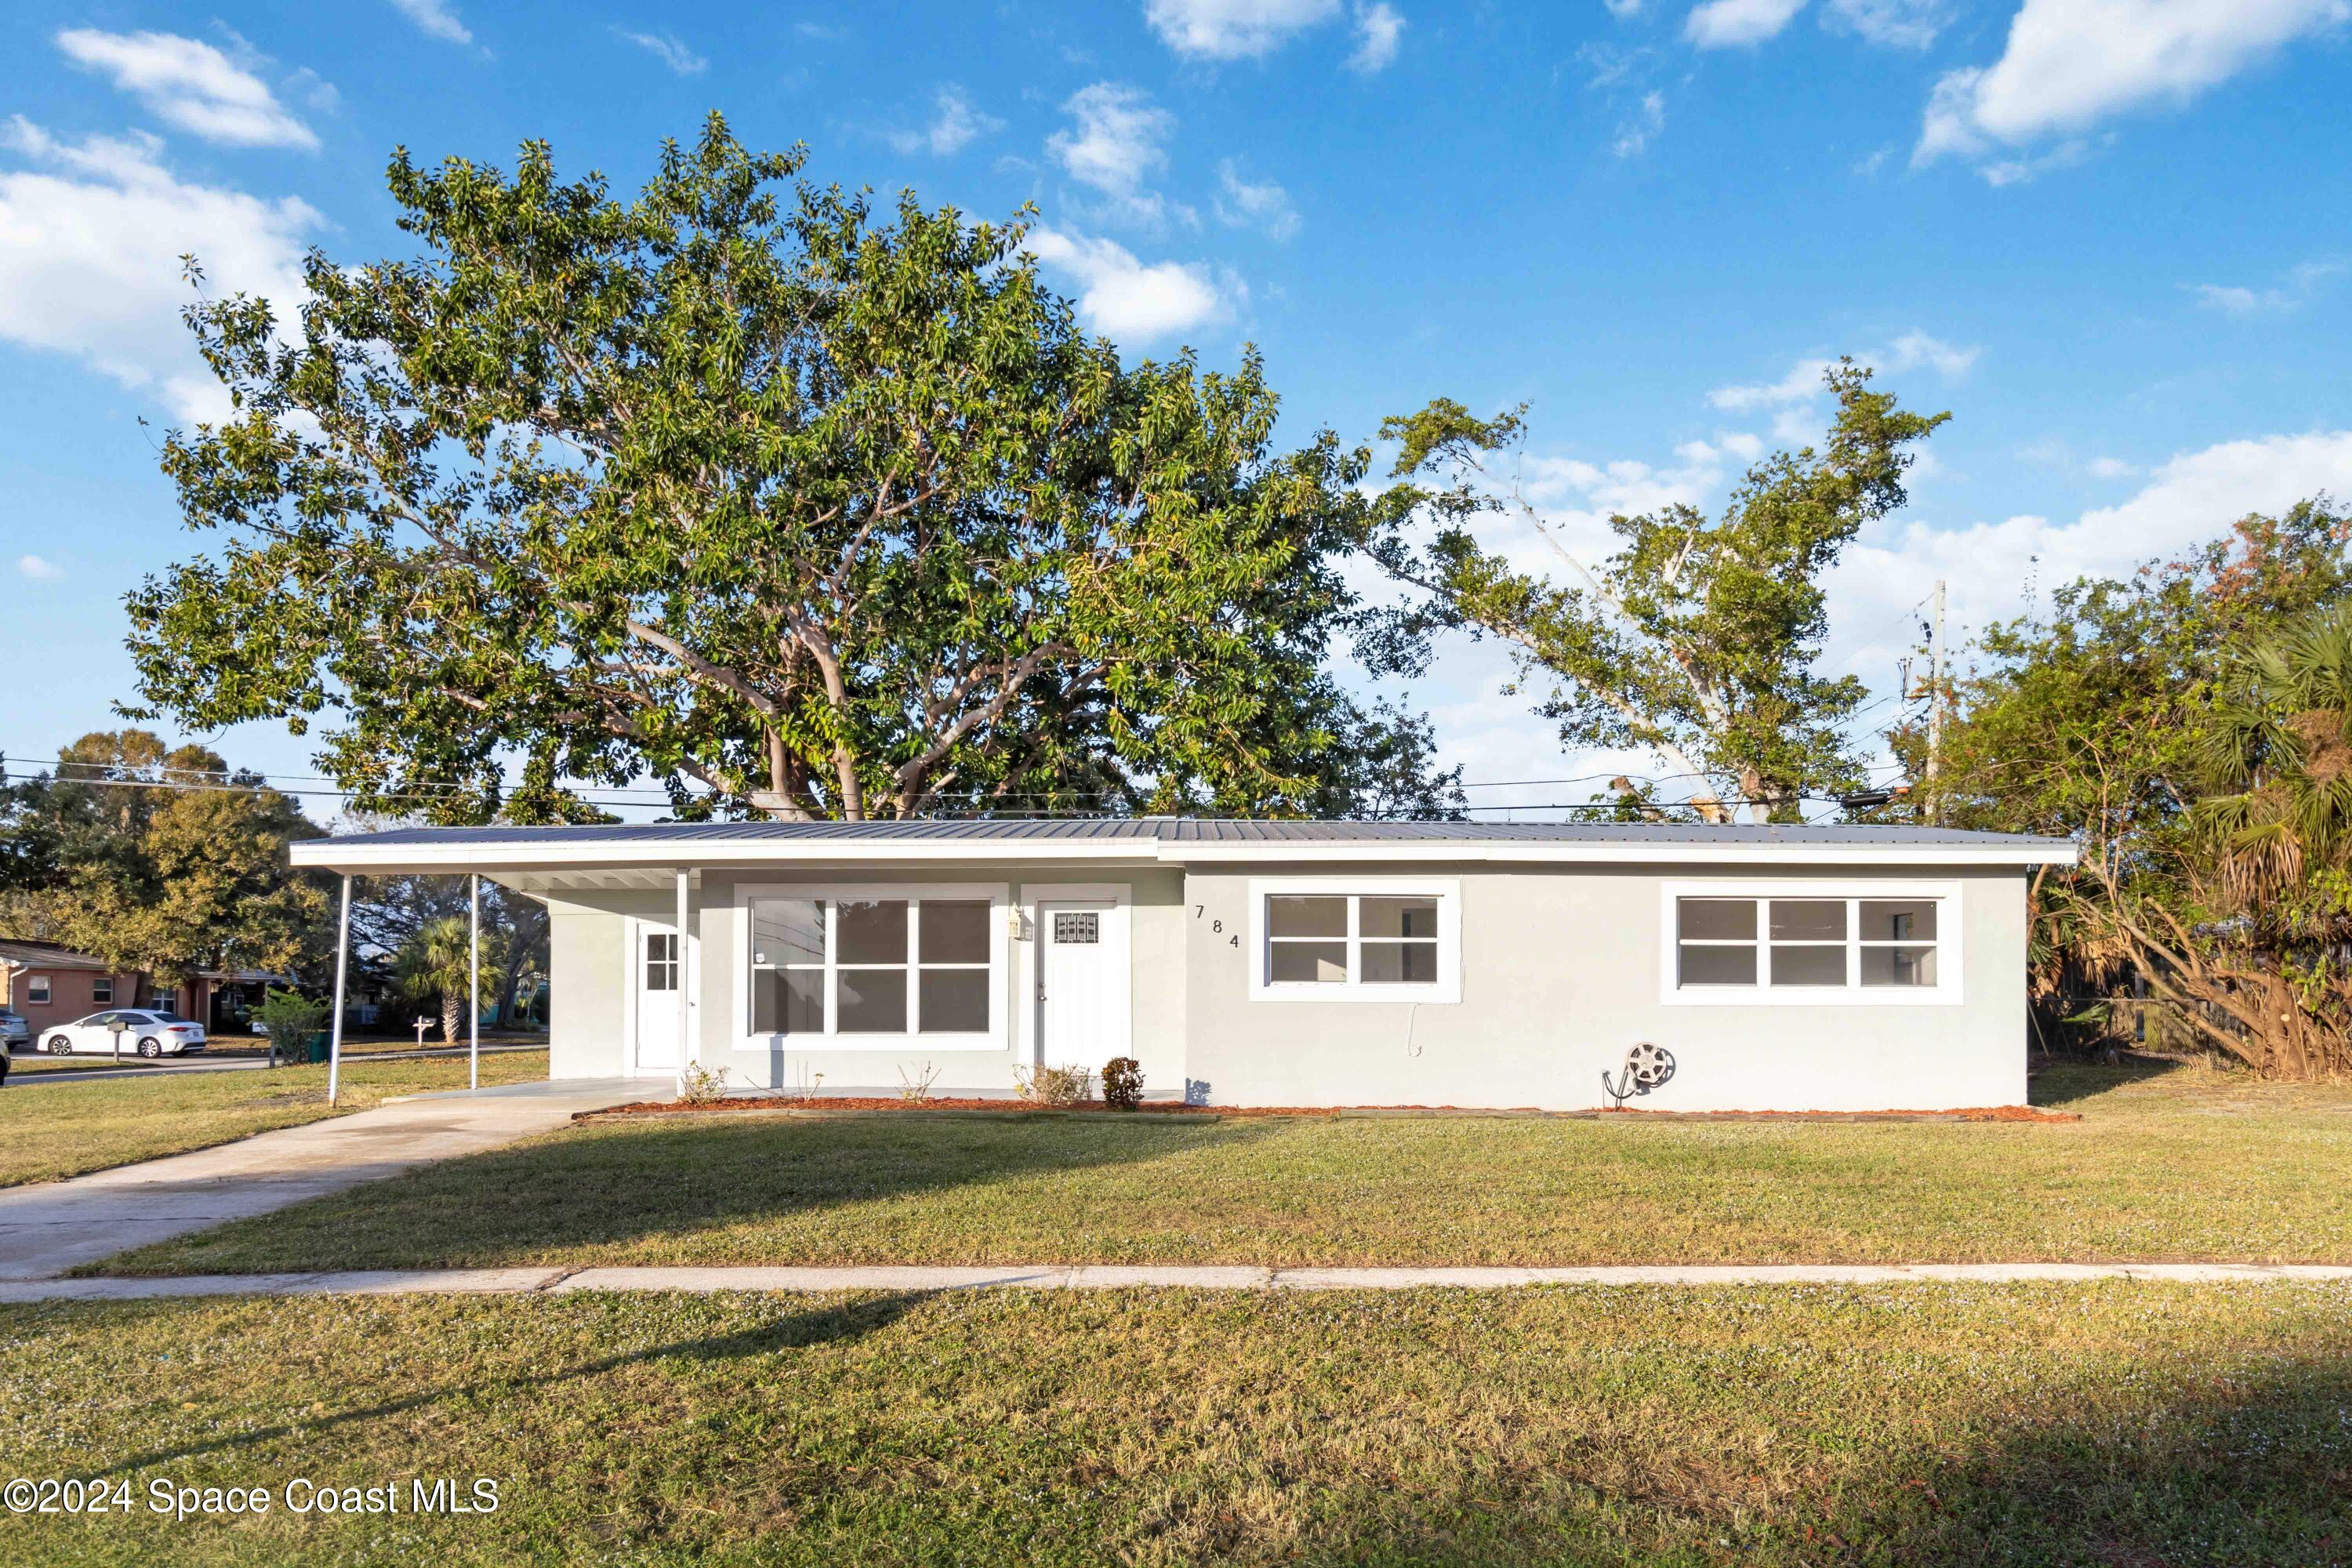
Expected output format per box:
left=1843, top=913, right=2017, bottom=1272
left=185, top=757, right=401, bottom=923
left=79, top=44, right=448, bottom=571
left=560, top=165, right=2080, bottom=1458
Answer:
left=129, top=116, right=1408, bottom=823
left=0, top=730, right=328, bottom=986
left=1364, top=362, right=1944, bottom=822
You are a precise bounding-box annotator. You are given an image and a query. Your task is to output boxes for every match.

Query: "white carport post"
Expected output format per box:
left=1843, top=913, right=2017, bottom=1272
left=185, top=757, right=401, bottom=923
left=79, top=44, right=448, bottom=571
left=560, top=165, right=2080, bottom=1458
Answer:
left=674, top=869, right=691, bottom=1101
left=468, top=873, right=481, bottom=1091
left=326, top=873, right=351, bottom=1105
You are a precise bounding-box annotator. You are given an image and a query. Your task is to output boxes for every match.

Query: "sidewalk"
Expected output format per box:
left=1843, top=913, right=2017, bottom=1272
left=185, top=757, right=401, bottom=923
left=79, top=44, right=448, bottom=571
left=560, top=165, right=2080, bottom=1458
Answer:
left=0, top=1078, right=644, bottom=1279
left=5, top=1261, right=2350, bottom=1302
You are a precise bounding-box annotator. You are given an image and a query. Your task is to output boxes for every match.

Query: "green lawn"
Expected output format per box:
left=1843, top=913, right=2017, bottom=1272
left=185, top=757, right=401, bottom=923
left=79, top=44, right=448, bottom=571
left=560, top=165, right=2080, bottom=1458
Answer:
left=0, top=1052, right=550, bottom=1189
left=0, top=1282, right=2343, bottom=1565
left=107, top=1062, right=2352, bottom=1275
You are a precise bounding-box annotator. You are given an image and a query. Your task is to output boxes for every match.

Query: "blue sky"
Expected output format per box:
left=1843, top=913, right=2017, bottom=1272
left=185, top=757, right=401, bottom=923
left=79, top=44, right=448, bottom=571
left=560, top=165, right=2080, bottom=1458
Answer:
left=2, top=0, right=2347, bottom=815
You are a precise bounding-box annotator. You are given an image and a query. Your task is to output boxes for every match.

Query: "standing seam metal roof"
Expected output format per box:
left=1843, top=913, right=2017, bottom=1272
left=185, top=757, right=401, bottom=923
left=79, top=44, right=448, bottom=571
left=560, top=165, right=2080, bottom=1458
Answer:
left=310, top=818, right=2071, bottom=849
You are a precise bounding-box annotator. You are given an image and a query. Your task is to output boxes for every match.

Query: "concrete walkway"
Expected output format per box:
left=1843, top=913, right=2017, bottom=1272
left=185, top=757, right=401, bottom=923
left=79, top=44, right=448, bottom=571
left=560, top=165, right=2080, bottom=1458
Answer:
left=0, top=1078, right=644, bottom=1279
left=4, top=1261, right=2349, bottom=1302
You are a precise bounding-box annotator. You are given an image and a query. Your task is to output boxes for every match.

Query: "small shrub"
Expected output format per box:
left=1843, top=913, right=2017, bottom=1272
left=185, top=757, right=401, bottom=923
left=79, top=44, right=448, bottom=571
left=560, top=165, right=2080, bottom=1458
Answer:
left=898, top=1062, right=941, bottom=1102
left=680, top=1061, right=730, bottom=1105
left=1024, top=1062, right=1093, bottom=1107
left=1102, top=1056, right=1144, bottom=1110
left=255, top=988, right=328, bottom=1060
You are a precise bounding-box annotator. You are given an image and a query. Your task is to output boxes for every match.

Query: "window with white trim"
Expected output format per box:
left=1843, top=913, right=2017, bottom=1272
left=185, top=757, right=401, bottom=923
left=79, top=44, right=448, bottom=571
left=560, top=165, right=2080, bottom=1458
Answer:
left=1670, top=892, right=1947, bottom=998
left=748, top=893, right=995, bottom=1037
left=91, top=977, right=113, bottom=1004
left=1248, top=880, right=1461, bottom=1003
left=26, top=975, right=50, bottom=1006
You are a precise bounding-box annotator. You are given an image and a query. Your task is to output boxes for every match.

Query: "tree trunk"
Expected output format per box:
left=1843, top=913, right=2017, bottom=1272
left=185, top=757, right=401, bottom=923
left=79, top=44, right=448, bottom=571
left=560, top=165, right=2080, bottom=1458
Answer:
left=441, top=986, right=463, bottom=1045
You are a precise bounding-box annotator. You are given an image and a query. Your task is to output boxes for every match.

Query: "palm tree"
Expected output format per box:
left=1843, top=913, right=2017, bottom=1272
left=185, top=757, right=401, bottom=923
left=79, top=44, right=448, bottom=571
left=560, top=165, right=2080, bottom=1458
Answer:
left=2194, top=601, right=2352, bottom=917
left=393, top=916, right=497, bottom=1044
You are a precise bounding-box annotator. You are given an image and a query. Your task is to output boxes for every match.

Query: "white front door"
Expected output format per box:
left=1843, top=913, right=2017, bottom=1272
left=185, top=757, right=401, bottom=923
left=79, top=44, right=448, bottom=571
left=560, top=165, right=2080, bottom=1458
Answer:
left=633, top=924, right=684, bottom=1073
left=1036, top=902, right=1116, bottom=1070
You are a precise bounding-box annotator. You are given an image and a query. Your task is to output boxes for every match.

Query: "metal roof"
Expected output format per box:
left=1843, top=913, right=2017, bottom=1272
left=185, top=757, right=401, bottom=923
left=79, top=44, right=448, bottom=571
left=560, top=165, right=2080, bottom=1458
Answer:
left=314, top=818, right=2065, bottom=848
left=290, top=817, right=2076, bottom=876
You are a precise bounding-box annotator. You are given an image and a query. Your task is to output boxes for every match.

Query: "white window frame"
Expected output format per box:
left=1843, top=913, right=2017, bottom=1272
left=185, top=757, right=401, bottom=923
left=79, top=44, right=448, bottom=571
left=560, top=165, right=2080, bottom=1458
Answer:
left=26, top=975, right=50, bottom=1006
left=90, top=977, right=112, bottom=1004
left=1246, top=877, right=1462, bottom=1004
left=734, top=882, right=1009, bottom=1051
left=1659, top=879, right=1962, bottom=1007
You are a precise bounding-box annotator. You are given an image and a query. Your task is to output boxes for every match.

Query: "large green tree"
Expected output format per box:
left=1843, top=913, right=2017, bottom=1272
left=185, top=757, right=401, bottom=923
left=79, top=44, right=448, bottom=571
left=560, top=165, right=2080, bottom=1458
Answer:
left=1364, top=362, right=1944, bottom=822
left=1918, top=502, right=2352, bottom=1076
left=0, top=730, right=328, bottom=992
left=126, top=117, right=1396, bottom=823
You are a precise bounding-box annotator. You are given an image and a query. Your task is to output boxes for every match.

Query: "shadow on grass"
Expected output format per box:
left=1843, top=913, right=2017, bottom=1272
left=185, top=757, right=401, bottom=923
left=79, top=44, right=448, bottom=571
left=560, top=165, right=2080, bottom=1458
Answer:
left=111, top=1112, right=1279, bottom=1273
left=2027, top=1055, right=2187, bottom=1107
left=92, top=1290, right=930, bottom=1478
left=1222, top=1352, right=2352, bottom=1566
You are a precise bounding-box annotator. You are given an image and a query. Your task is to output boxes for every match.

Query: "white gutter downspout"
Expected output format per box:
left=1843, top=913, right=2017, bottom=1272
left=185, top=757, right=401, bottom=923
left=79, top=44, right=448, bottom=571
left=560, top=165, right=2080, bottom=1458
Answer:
left=674, top=869, right=691, bottom=1102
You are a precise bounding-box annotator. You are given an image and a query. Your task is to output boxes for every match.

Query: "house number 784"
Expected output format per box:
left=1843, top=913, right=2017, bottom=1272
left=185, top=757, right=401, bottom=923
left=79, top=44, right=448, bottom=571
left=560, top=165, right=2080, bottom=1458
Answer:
left=1194, top=906, right=1238, bottom=946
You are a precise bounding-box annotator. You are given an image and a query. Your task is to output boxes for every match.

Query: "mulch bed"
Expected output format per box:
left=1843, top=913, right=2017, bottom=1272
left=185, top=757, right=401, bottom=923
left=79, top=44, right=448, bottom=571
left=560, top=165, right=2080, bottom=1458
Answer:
left=577, top=1097, right=2078, bottom=1123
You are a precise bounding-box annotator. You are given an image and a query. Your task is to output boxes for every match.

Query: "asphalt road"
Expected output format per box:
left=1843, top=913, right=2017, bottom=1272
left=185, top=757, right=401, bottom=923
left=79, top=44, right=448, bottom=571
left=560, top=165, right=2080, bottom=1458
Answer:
left=1, top=1041, right=548, bottom=1087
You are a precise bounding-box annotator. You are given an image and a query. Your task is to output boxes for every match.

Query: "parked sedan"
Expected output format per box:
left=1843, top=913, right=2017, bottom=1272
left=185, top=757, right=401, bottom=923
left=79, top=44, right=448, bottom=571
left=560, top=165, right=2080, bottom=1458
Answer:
left=0, top=1010, right=27, bottom=1050
left=38, top=1010, right=209, bottom=1058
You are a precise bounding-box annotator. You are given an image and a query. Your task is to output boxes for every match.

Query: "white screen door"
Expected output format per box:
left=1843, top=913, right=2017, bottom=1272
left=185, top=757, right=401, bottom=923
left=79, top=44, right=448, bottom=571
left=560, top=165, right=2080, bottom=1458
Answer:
left=633, top=926, right=684, bottom=1072
left=1036, top=903, right=1116, bottom=1069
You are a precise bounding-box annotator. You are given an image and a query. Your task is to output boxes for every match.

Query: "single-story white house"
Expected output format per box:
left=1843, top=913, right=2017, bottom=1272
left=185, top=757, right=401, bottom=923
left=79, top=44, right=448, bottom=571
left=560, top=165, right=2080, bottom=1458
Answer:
left=289, top=819, right=2077, bottom=1112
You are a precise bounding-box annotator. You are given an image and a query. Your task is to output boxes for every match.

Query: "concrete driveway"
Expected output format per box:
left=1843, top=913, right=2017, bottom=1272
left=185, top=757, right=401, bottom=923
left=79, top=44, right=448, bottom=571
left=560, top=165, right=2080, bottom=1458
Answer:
left=0, top=1078, right=644, bottom=1279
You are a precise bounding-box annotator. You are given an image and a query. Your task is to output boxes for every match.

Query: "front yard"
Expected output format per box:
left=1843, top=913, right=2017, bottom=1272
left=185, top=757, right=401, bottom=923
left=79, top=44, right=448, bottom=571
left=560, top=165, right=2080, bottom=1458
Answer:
left=104, top=1062, right=2352, bottom=1275
left=0, top=1052, right=551, bottom=1188
left=0, top=1281, right=2345, bottom=1565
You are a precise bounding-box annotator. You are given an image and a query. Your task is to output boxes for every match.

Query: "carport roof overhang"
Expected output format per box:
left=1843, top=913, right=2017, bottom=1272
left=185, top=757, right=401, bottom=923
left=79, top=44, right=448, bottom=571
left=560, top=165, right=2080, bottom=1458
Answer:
left=289, top=820, right=2078, bottom=880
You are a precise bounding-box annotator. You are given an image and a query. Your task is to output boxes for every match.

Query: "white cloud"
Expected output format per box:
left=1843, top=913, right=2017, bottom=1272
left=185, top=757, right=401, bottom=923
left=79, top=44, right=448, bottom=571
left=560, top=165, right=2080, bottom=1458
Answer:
left=1213, top=159, right=1301, bottom=239
left=388, top=0, right=474, bottom=46
left=17, top=555, right=64, bottom=582
left=0, top=119, right=319, bottom=425
left=1820, top=0, right=1948, bottom=49
left=1710, top=331, right=1976, bottom=414
left=1882, top=330, right=1979, bottom=378
left=56, top=30, right=318, bottom=151
left=1611, top=90, right=1667, bottom=157
left=1708, top=358, right=1833, bottom=412
left=1828, top=430, right=2352, bottom=676
left=1348, top=2, right=1406, bottom=71
left=1717, top=430, right=1766, bottom=462
left=1684, top=0, right=1807, bottom=49
left=613, top=29, right=706, bottom=75
left=1047, top=83, right=1185, bottom=228
left=1605, top=0, right=1646, bottom=15
left=887, top=87, right=1004, bottom=156
left=1025, top=228, right=1229, bottom=343
left=2086, top=455, right=2138, bottom=479
left=2190, top=260, right=2346, bottom=314
left=1145, top=0, right=1341, bottom=59
left=1915, top=0, right=2347, bottom=172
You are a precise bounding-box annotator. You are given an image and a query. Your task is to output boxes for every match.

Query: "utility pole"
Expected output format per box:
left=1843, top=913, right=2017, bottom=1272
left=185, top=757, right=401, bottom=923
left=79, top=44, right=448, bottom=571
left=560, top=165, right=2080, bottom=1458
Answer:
left=1925, top=579, right=1946, bottom=826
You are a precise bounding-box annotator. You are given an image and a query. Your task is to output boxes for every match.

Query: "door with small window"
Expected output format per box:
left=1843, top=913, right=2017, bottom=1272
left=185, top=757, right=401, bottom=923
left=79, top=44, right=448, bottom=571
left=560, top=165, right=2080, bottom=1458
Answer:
left=1037, top=903, right=1116, bottom=1069
left=633, top=924, right=686, bottom=1072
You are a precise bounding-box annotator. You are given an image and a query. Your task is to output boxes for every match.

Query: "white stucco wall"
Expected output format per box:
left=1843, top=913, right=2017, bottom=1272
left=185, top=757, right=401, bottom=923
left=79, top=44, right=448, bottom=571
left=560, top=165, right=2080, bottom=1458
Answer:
left=1180, top=862, right=2029, bottom=1112
left=541, top=868, right=1188, bottom=1095
left=542, top=857, right=2030, bottom=1110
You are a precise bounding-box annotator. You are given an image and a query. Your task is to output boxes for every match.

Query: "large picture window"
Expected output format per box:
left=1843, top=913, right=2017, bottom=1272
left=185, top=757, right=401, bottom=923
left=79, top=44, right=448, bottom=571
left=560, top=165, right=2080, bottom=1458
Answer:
left=1248, top=879, right=1461, bottom=1003
left=742, top=884, right=1004, bottom=1045
left=1661, top=883, right=1958, bottom=1005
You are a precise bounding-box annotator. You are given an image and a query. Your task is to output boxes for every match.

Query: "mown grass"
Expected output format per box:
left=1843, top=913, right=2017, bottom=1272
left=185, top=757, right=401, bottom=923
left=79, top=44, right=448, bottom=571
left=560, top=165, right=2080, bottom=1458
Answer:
left=0, top=1282, right=2344, bottom=1565
left=111, top=1062, right=2352, bottom=1274
left=0, top=1052, right=550, bottom=1189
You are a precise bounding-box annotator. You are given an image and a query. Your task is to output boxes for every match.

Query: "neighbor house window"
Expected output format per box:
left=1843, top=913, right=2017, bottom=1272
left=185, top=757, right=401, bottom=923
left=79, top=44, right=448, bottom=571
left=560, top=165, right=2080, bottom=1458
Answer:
left=1247, top=880, right=1461, bottom=1004
left=90, top=978, right=112, bottom=1004
left=26, top=975, right=50, bottom=1006
left=743, top=884, right=1004, bottom=1045
left=1662, top=884, right=1957, bottom=1005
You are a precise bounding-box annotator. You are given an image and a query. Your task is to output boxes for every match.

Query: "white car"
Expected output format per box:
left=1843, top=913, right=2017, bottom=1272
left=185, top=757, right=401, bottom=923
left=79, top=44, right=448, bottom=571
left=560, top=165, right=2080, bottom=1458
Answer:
left=38, top=1010, right=209, bottom=1058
